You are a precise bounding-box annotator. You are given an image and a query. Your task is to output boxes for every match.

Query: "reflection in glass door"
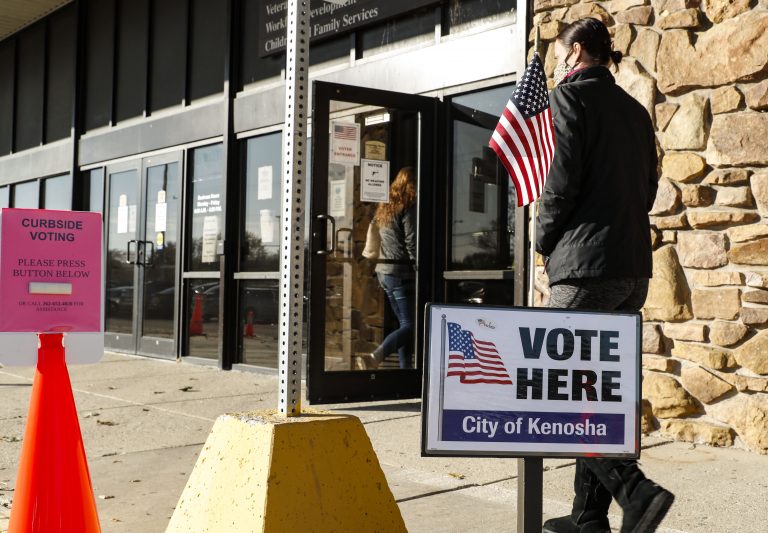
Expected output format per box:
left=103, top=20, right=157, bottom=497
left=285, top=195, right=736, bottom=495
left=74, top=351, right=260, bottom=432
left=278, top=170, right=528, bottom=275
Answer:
left=237, top=133, right=282, bottom=367
left=446, top=85, right=524, bottom=307
left=138, top=156, right=180, bottom=356
left=320, top=105, right=420, bottom=374
left=182, top=144, right=224, bottom=360
left=105, top=167, right=140, bottom=351
left=309, top=81, right=436, bottom=404
left=104, top=153, right=182, bottom=357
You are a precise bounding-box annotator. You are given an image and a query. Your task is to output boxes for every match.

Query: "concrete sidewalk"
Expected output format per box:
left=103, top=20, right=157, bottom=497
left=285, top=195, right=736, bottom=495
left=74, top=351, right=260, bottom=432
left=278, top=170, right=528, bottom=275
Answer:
left=1, top=353, right=766, bottom=533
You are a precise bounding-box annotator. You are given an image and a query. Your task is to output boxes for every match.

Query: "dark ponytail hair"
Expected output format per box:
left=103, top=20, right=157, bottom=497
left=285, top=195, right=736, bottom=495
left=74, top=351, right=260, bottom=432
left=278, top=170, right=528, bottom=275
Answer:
left=557, top=18, right=622, bottom=66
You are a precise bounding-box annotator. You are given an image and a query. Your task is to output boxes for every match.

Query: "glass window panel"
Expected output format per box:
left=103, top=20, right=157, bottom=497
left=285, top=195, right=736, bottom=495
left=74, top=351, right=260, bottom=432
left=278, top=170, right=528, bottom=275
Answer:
left=239, top=280, right=279, bottom=367
left=105, top=169, right=138, bottom=335
left=242, top=133, right=281, bottom=271
left=42, top=174, right=73, bottom=210
left=185, top=279, right=219, bottom=359
left=446, top=0, right=516, bottom=33
left=0, top=186, right=8, bottom=208
left=82, top=168, right=105, bottom=213
left=360, top=9, right=434, bottom=58
left=450, top=85, right=516, bottom=269
left=187, top=144, right=225, bottom=272
left=12, top=180, right=39, bottom=208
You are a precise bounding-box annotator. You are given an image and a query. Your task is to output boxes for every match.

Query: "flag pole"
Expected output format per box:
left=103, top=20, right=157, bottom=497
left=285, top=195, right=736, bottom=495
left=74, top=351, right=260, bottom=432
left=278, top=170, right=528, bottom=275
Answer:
left=519, top=23, right=545, bottom=533
left=527, top=26, right=541, bottom=309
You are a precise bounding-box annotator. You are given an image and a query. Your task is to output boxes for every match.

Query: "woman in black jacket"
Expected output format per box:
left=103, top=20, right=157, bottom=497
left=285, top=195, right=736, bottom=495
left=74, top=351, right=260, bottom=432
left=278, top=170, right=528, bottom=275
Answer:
left=538, top=18, right=674, bottom=533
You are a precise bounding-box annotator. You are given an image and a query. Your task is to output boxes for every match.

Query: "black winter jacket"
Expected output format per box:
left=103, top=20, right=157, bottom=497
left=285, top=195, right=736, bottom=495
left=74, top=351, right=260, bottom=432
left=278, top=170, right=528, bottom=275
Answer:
left=536, top=66, right=658, bottom=285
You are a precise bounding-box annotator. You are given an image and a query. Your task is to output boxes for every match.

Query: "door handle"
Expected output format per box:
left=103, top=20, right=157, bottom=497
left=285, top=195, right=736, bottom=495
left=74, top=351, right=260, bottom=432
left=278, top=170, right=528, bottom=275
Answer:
left=315, top=214, right=336, bottom=255
left=126, top=240, right=138, bottom=264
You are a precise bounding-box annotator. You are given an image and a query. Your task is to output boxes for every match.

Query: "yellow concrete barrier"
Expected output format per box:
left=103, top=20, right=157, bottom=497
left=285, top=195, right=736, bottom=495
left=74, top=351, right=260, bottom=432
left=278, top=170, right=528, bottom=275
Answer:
left=166, top=409, right=407, bottom=533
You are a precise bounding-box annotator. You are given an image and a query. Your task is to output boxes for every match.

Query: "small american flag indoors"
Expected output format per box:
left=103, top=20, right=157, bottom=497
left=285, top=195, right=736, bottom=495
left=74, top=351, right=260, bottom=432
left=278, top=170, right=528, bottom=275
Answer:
left=446, top=323, right=513, bottom=385
left=489, top=54, right=555, bottom=207
left=334, top=123, right=358, bottom=140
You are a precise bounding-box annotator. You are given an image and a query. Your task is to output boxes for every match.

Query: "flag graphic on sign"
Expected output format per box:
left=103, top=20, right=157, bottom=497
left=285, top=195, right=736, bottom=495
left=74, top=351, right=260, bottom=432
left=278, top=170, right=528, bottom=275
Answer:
left=489, top=54, right=555, bottom=207
left=334, top=123, right=358, bottom=140
left=446, top=322, right=513, bottom=385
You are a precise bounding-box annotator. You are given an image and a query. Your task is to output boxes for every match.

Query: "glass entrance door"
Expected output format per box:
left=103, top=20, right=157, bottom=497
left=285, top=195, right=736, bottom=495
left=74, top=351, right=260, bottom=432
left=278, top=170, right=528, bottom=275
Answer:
left=105, top=152, right=182, bottom=357
left=308, top=81, right=437, bottom=403
left=444, top=86, right=527, bottom=307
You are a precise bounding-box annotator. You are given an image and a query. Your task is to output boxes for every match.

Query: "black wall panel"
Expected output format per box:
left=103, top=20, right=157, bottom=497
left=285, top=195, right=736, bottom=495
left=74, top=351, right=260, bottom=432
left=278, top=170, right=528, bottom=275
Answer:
left=84, top=0, right=115, bottom=131
left=150, top=0, right=187, bottom=112
left=189, top=0, right=225, bottom=101
left=0, top=41, right=14, bottom=155
left=15, top=24, right=45, bottom=151
left=46, top=5, right=77, bottom=142
left=114, top=0, right=149, bottom=122
left=240, top=0, right=282, bottom=89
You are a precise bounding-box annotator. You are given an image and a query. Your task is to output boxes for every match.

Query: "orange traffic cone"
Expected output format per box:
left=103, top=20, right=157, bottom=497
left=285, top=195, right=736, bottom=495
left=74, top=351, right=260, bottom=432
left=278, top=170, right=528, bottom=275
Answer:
left=189, top=293, right=204, bottom=336
left=9, top=333, right=101, bottom=533
left=244, top=309, right=254, bottom=337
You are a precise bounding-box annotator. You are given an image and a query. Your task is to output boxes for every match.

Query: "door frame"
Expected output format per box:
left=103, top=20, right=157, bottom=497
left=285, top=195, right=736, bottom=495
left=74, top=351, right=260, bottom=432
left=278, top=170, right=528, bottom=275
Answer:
left=307, top=80, right=439, bottom=404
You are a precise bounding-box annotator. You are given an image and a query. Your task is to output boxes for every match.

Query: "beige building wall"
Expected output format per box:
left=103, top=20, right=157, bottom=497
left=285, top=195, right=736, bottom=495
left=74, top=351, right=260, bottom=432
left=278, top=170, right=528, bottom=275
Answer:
left=531, top=1, right=768, bottom=454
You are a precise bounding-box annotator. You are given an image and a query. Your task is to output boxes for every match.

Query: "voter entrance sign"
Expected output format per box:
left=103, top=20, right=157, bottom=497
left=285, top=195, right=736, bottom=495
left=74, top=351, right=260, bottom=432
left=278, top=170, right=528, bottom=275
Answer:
left=422, top=304, right=641, bottom=458
left=0, top=208, right=103, bottom=365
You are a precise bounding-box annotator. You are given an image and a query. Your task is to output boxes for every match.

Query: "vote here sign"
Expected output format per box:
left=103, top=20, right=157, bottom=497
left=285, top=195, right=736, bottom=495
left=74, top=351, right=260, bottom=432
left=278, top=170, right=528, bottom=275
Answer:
left=422, top=304, right=641, bottom=458
left=0, top=208, right=103, bottom=365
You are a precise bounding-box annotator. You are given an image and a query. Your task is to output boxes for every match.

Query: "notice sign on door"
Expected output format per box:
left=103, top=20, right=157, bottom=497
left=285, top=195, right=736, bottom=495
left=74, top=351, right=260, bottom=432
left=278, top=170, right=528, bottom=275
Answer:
left=0, top=208, right=104, bottom=365
left=360, top=159, right=390, bottom=203
left=422, top=304, right=641, bottom=458
left=201, top=215, right=219, bottom=264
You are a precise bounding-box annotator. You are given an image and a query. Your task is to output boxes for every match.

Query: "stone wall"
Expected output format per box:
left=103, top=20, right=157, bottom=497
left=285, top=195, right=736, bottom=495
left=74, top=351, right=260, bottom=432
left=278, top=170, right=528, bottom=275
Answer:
left=531, top=2, right=768, bottom=453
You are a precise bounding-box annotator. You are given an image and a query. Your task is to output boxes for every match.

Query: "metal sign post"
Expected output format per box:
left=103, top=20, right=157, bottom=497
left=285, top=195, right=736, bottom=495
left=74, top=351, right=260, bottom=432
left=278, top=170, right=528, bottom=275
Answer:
left=521, top=24, right=544, bottom=533
left=278, top=0, right=311, bottom=417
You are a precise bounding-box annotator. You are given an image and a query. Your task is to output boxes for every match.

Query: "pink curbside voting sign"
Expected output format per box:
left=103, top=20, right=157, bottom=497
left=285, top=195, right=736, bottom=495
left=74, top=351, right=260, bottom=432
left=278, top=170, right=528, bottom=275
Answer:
left=0, top=208, right=103, bottom=365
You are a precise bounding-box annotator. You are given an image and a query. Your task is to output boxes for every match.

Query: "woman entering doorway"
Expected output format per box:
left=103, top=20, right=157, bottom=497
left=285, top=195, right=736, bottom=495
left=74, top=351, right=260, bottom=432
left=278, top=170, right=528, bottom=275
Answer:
left=361, top=167, right=417, bottom=370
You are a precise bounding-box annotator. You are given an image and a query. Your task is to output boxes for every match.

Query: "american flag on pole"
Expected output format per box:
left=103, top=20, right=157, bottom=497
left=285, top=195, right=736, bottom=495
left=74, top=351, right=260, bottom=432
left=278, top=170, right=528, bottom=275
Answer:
left=446, top=322, right=513, bottom=385
left=489, top=54, right=555, bottom=207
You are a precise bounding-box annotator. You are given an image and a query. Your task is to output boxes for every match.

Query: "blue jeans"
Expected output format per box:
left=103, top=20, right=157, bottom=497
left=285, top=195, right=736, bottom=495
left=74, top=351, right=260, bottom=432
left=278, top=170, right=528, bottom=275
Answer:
left=373, top=273, right=415, bottom=369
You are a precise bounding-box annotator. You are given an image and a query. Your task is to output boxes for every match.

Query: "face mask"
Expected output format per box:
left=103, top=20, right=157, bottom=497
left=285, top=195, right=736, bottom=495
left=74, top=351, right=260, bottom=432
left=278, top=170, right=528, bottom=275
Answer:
left=553, top=50, right=575, bottom=85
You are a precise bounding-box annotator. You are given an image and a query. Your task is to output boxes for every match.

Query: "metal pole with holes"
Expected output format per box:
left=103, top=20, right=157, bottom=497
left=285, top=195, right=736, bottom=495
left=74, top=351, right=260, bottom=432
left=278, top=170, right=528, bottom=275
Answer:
left=278, top=0, right=310, bottom=417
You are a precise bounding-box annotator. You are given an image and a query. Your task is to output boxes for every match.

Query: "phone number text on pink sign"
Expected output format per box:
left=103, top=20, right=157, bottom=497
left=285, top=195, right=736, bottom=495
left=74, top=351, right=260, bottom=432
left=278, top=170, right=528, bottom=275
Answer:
left=0, top=209, right=102, bottom=333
